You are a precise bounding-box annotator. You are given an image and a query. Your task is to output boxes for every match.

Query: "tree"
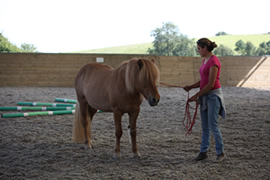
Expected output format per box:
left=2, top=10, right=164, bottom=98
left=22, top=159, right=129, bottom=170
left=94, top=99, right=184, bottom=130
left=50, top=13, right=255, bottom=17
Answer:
left=256, top=41, right=270, bottom=55
left=234, top=40, right=258, bottom=56
left=21, top=43, right=37, bottom=52
left=235, top=40, right=246, bottom=55
left=214, top=44, right=234, bottom=56
left=148, top=22, right=179, bottom=56
left=0, top=33, right=22, bottom=52
left=264, top=40, right=270, bottom=54
left=0, top=33, right=37, bottom=52
left=215, top=32, right=228, bottom=36
left=245, top=41, right=257, bottom=56
left=148, top=22, right=197, bottom=56
left=172, top=36, right=197, bottom=56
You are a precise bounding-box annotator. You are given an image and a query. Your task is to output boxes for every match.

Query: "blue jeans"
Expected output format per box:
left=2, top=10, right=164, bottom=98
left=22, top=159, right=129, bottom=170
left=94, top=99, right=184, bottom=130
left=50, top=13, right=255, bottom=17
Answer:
left=200, top=94, right=224, bottom=155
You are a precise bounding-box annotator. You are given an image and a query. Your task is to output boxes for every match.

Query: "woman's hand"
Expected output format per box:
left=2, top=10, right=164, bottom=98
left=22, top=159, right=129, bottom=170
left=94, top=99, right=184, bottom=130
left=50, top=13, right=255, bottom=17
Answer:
left=189, top=94, right=199, bottom=102
left=183, top=86, right=192, bottom=92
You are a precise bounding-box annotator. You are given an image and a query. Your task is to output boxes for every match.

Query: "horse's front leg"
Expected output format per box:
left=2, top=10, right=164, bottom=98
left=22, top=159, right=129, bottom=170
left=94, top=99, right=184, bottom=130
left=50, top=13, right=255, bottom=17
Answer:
left=128, top=109, right=141, bottom=158
left=113, top=110, right=123, bottom=158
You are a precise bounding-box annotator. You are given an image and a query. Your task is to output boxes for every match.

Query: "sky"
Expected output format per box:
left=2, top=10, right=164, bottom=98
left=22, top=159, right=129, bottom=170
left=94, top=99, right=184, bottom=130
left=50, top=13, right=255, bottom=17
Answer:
left=0, top=0, right=269, bottom=53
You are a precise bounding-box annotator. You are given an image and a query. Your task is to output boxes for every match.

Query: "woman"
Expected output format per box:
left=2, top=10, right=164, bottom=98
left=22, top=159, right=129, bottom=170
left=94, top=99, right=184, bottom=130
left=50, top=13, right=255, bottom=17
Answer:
left=184, top=38, right=226, bottom=163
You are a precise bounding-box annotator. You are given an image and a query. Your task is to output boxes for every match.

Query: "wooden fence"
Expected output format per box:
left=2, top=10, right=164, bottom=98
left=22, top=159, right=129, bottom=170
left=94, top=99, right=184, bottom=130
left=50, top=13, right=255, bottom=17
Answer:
left=0, top=53, right=269, bottom=87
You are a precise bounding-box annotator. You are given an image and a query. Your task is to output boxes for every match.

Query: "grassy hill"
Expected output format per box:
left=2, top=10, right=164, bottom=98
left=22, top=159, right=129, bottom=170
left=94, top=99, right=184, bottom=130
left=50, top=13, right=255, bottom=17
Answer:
left=75, top=34, right=270, bottom=54
left=76, top=43, right=152, bottom=54
left=210, top=34, right=270, bottom=50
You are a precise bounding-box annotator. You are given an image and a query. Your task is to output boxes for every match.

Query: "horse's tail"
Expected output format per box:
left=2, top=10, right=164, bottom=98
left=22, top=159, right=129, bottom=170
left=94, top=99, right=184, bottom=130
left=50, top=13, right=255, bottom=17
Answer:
left=72, top=102, right=87, bottom=143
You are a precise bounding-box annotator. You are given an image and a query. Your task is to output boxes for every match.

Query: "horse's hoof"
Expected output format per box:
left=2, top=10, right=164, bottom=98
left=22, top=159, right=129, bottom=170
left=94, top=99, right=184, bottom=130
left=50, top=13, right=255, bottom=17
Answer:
left=133, top=152, right=141, bottom=158
left=84, top=144, right=93, bottom=150
left=113, top=152, right=121, bottom=159
left=84, top=145, right=89, bottom=150
left=85, top=140, right=93, bottom=150
left=88, top=144, right=93, bottom=150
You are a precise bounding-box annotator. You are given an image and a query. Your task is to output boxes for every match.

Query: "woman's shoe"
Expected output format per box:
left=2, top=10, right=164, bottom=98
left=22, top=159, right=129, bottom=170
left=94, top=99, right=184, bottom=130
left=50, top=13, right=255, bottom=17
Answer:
left=194, top=152, right=208, bottom=161
left=212, top=153, right=225, bottom=163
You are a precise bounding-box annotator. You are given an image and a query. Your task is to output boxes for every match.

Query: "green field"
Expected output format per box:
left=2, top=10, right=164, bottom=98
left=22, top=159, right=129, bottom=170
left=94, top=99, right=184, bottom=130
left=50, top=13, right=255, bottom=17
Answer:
left=75, top=34, right=270, bottom=54
left=76, top=43, right=152, bottom=54
left=209, top=34, right=270, bottom=50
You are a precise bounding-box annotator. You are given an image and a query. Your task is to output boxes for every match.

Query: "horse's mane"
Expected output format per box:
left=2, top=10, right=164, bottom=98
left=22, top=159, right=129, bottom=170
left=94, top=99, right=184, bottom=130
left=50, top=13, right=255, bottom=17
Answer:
left=124, top=58, right=160, bottom=93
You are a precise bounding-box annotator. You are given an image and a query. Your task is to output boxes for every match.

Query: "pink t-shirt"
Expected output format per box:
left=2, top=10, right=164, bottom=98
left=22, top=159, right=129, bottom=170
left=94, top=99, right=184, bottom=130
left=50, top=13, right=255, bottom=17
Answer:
left=199, top=55, right=221, bottom=90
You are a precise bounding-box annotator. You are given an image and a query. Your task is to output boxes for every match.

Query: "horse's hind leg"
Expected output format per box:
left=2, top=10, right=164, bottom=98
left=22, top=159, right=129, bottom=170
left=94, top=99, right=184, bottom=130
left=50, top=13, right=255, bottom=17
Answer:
left=79, top=100, right=95, bottom=149
left=113, top=110, right=123, bottom=158
left=86, top=105, right=97, bottom=148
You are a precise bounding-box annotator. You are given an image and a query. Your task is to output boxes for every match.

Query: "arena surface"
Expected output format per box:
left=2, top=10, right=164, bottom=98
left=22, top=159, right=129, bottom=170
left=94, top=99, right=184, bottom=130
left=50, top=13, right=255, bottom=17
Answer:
left=0, top=87, right=269, bottom=179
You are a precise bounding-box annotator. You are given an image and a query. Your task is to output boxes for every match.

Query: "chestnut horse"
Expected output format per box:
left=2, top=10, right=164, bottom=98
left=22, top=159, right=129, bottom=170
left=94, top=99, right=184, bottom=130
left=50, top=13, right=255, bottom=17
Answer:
left=72, top=58, right=160, bottom=158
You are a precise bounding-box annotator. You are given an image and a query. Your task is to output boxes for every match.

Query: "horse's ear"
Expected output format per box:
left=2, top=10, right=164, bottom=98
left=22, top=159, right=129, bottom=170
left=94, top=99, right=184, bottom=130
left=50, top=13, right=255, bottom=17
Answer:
left=138, top=59, right=143, bottom=69
left=151, top=59, right=155, bottom=63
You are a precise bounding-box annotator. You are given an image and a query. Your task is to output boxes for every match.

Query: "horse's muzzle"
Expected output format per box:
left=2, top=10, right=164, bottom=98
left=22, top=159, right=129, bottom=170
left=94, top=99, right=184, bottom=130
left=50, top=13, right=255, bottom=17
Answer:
left=148, top=96, right=159, bottom=106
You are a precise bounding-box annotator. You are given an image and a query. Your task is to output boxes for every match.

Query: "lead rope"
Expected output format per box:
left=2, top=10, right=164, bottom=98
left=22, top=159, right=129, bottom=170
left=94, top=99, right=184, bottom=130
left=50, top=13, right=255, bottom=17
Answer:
left=159, top=82, right=199, bottom=135
left=182, top=92, right=199, bottom=135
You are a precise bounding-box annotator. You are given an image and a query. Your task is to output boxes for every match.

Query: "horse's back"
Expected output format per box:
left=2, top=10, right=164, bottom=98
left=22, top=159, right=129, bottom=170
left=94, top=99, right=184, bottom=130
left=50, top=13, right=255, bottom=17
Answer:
left=75, top=63, right=112, bottom=93
left=76, top=63, right=112, bottom=83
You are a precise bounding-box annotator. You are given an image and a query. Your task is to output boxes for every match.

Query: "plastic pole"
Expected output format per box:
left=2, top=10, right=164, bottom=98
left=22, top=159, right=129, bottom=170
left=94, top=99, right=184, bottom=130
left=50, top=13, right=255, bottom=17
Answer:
left=1, top=110, right=75, bottom=118
left=17, top=102, right=76, bottom=107
left=55, top=98, right=77, bottom=104
left=0, top=106, right=75, bottom=111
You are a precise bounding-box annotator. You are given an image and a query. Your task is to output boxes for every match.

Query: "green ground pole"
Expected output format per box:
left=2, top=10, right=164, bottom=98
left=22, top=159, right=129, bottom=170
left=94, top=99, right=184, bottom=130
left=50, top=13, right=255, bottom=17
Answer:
left=17, top=102, right=76, bottom=107
left=1, top=110, right=75, bottom=118
left=55, top=98, right=77, bottom=104
left=0, top=106, right=75, bottom=111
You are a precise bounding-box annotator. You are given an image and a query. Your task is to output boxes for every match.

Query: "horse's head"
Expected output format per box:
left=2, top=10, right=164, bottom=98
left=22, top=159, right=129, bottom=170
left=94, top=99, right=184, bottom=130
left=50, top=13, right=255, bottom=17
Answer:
left=125, top=58, right=160, bottom=106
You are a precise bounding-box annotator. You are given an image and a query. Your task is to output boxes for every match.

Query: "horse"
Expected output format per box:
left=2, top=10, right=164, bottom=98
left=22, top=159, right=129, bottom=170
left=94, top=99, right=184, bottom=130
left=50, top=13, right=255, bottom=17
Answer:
left=72, top=58, right=160, bottom=158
